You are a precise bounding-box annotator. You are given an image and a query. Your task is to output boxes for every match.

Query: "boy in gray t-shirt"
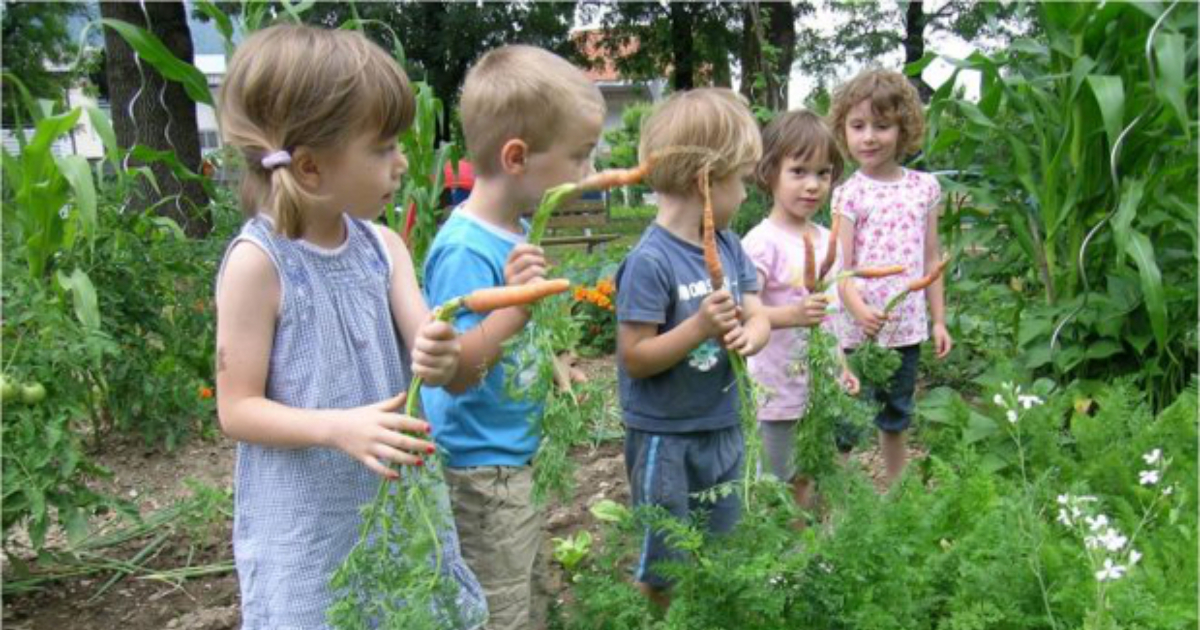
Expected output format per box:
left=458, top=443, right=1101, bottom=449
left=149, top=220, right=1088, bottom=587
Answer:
left=614, top=89, right=771, bottom=609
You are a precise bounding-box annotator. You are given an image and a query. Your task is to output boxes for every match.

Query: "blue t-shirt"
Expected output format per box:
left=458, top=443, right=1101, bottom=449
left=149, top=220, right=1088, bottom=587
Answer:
left=615, top=223, right=760, bottom=433
left=422, top=208, right=542, bottom=468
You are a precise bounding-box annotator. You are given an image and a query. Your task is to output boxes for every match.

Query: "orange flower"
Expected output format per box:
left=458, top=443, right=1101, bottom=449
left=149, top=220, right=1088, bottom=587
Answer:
left=573, top=287, right=588, bottom=302
left=596, top=279, right=615, bottom=296
left=596, top=295, right=612, bottom=311
left=199, top=386, right=214, bottom=400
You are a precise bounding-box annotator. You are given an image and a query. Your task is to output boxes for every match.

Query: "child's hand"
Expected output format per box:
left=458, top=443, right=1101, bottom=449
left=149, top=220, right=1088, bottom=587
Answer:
left=697, top=289, right=739, bottom=340
left=412, top=319, right=460, bottom=387
left=504, top=244, right=547, bottom=287
left=932, top=323, right=953, bottom=359
left=839, top=367, right=861, bottom=396
left=854, top=306, right=888, bottom=337
left=330, top=392, right=435, bottom=479
left=795, top=294, right=830, bottom=328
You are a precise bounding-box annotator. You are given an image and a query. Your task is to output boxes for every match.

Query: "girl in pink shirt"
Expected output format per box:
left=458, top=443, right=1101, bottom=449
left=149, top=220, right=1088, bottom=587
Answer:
left=744, top=111, right=859, bottom=515
left=830, top=69, right=953, bottom=486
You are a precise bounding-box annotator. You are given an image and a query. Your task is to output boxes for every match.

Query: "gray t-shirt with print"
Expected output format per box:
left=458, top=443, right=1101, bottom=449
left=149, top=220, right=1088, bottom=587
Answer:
left=616, top=223, right=760, bottom=433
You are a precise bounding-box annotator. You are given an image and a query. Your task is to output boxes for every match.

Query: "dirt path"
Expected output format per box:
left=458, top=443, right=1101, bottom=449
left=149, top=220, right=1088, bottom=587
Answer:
left=2, top=355, right=910, bottom=629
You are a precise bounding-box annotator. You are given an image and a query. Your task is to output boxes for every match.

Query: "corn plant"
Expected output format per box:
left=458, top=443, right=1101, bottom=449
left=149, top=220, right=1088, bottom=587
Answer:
left=388, top=81, right=454, bottom=271
left=921, top=2, right=1197, bottom=406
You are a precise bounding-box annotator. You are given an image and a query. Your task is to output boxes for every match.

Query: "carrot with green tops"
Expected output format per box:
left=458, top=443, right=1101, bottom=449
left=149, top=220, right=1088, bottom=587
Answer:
left=802, top=231, right=817, bottom=293
left=882, top=256, right=950, bottom=315
left=818, top=213, right=840, bottom=283
left=700, top=167, right=724, bottom=291
left=462, top=279, right=572, bottom=314
left=579, top=160, right=653, bottom=191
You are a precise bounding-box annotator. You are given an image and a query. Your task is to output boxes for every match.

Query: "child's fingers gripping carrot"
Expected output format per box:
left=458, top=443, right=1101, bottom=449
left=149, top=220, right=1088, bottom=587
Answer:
left=461, top=279, right=572, bottom=314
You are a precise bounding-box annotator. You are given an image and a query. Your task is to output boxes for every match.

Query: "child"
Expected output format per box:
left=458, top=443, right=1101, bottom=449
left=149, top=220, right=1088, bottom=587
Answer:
left=743, top=110, right=860, bottom=513
left=615, top=88, right=771, bottom=608
left=829, top=69, right=953, bottom=486
left=214, top=25, right=486, bottom=628
left=420, top=45, right=605, bottom=630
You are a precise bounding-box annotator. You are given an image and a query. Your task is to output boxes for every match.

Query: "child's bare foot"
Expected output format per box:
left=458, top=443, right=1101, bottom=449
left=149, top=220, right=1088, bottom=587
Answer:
left=881, top=430, right=907, bottom=487
left=636, top=581, right=671, bottom=610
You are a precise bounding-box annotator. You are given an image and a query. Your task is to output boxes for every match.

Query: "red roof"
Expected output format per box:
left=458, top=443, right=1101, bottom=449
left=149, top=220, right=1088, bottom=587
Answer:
left=573, top=29, right=639, bottom=83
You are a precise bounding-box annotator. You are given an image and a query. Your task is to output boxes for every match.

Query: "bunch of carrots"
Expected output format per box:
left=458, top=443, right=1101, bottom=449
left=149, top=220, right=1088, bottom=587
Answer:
left=331, top=279, right=570, bottom=629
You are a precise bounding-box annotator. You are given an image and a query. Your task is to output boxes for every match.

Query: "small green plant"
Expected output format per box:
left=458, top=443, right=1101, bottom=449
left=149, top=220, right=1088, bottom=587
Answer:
left=552, top=531, right=593, bottom=574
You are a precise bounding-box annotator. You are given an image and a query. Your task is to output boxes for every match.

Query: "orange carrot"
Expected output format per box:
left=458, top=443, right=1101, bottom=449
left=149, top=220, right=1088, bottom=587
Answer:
left=700, top=168, right=724, bottom=290
left=818, top=213, right=840, bottom=282
left=854, top=265, right=906, bottom=279
left=907, top=257, right=950, bottom=292
left=802, top=231, right=817, bottom=293
left=579, top=160, right=653, bottom=191
left=462, top=279, right=571, bottom=313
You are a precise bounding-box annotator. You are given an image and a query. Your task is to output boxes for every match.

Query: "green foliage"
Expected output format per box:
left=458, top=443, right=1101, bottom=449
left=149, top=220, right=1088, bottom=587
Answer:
left=562, top=379, right=1198, bottom=629
left=0, top=2, right=87, bottom=126
left=923, top=2, right=1198, bottom=407
left=795, top=327, right=878, bottom=481
left=386, top=81, right=454, bottom=270
left=328, top=462, right=480, bottom=630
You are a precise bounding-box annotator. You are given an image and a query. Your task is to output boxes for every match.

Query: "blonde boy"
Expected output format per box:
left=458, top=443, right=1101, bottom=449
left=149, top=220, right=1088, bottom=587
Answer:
left=615, top=88, right=771, bottom=607
left=421, top=45, right=604, bottom=630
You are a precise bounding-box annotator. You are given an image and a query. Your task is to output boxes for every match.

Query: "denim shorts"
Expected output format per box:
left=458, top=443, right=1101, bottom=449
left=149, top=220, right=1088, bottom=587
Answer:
left=624, top=425, right=744, bottom=589
left=837, top=344, right=921, bottom=450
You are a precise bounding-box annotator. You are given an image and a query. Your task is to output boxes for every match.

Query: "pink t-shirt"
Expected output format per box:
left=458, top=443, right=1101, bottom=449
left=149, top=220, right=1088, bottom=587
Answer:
left=833, top=168, right=941, bottom=349
left=743, top=218, right=843, bottom=422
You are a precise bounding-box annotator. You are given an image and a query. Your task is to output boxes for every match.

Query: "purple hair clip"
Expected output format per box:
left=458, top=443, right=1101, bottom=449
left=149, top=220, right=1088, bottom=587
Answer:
left=261, top=150, right=292, bottom=170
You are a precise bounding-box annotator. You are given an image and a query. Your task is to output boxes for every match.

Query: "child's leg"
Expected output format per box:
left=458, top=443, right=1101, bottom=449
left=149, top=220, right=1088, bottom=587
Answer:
left=625, top=428, right=695, bottom=609
left=874, top=345, right=922, bottom=486
left=445, top=466, right=543, bottom=630
left=758, top=419, right=815, bottom=521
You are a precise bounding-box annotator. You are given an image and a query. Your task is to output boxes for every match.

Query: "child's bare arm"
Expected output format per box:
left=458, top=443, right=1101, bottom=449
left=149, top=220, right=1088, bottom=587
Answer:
left=215, top=243, right=434, bottom=478
left=836, top=219, right=887, bottom=336
left=725, top=293, right=771, bottom=357
left=619, top=289, right=738, bottom=379
left=444, top=244, right=546, bottom=393
left=924, top=202, right=953, bottom=358
left=379, top=227, right=460, bottom=387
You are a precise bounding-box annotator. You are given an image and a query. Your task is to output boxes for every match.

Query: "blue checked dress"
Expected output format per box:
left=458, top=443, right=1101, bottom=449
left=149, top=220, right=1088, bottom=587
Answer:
left=219, top=215, right=487, bottom=630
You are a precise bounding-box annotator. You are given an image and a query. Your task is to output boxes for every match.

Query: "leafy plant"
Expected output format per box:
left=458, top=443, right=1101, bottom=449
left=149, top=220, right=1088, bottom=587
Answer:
left=922, top=2, right=1198, bottom=407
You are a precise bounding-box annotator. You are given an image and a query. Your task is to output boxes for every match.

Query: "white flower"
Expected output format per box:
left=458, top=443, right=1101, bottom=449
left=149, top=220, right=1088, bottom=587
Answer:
left=1128, top=550, right=1142, bottom=566
left=1139, top=470, right=1160, bottom=486
left=1086, top=514, right=1109, bottom=532
left=1057, top=509, right=1074, bottom=526
left=1143, top=449, right=1162, bottom=465
left=1006, top=410, right=1019, bottom=423
left=1018, top=394, right=1043, bottom=409
left=993, top=394, right=1006, bottom=407
left=1057, top=494, right=1071, bottom=505
left=1096, top=558, right=1126, bottom=582
left=1163, top=485, right=1174, bottom=496
left=1084, top=535, right=1101, bottom=550
left=1098, top=528, right=1127, bottom=552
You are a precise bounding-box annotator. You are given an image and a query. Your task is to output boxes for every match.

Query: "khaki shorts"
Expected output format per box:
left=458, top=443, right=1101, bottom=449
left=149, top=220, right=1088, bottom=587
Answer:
left=445, top=465, right=545, bottom=630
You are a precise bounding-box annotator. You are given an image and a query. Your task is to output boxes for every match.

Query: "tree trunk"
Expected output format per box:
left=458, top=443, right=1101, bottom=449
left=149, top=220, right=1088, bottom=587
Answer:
left=765, top=1, right=795, bottom=111
left=669, top=2, right=695, bottom=91
left=902, top=0, right=934, bottom=101
left=739, top=3, right=763, bottom=103
left=100, top=1, right=210, bottom=236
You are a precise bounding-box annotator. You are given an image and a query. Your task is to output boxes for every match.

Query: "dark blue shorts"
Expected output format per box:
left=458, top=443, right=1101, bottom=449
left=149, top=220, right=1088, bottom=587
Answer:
left=624, top=425, right=744, bottom=589
left=837, top=344, right=921, bottom=451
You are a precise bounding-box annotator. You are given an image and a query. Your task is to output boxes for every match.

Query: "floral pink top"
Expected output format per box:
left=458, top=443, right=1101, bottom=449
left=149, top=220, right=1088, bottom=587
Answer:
left=743, top=218, right=843, bottom=421
left=833, top=168, right=941, bottom=349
